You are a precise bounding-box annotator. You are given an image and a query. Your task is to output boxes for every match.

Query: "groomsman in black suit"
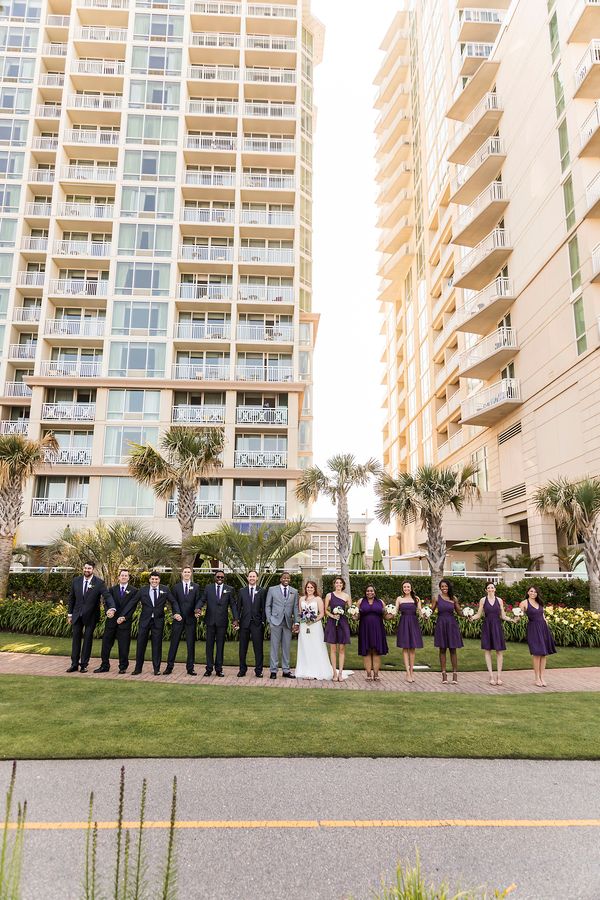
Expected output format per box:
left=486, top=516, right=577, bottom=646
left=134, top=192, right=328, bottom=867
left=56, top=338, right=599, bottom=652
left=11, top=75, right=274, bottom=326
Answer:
left=197, top=570, right=237, bottom=677
left=67, top=561, right=110, bottom=673
left=235, top=569, right=266, bottom=678
left=164, top=566, right=201, bottom=676
left=127, top=572, right=181, bottom=676
left=93, top=568, right=137, bottom=674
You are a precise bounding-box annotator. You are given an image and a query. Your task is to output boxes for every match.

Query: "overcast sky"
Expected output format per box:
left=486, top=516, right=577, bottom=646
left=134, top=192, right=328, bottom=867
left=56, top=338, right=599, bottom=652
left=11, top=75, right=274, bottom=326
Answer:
left=308, top=0, right=401, bottom=545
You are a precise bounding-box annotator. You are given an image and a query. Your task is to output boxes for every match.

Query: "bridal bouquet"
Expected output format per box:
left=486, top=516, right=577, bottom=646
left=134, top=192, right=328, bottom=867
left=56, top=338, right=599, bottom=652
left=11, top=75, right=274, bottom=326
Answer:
left=346, top=605, right=360, bottom=621
left=332, top=606, right=345, bottom=618
left=300, top=607, right=318, bottom=633
left=421, top=605, right=433, bottom=619
left=462, top=606, right=475, bottom=618
left=512, top=607, right=524, bottom=618
left=385, top=603, right=397, bottom=617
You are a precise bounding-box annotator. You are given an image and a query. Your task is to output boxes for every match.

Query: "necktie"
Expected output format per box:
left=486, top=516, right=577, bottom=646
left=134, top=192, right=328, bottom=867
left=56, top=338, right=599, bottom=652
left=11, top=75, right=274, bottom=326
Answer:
left=284, top=586, right=288, bottom=600
left=120, top=586, right=124, bottom=598
left=84, top=580, right=88, bottom=594
left=217, top=584, right=222, bottom=600
left=152, top=589, right=157, bottom=607
left=250, top=587, right=254, bottom=603
left=184, top=583, right=188, bottom=596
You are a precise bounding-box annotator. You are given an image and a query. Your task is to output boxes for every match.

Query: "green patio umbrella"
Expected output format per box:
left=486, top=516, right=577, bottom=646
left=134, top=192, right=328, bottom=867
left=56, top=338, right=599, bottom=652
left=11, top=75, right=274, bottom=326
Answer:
left=371, top=538, right=385, bottom=572
left=451, top=535, right=527, bottom=552
left=348, top=531, right=366, bottom=571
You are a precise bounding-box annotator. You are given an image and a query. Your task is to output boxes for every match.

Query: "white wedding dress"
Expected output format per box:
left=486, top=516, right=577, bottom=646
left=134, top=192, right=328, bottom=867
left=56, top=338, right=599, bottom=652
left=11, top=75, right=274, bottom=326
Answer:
left=295, top=600, right=334, bottom=680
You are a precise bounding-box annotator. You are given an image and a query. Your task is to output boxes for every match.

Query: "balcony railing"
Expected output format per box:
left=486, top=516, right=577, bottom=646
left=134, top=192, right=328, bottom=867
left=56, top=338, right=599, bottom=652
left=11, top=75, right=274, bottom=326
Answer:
left=238, top=247, right=294, bottom=264
left=42, top=42, right=67, bottom=56
left=45, top=319, right=106, bottom=337
left=238, top=284, right=293, bottom=302
left=575, top=39, right=600, bottom=92
left=47, top=13, right=70, bottom=24
left=44, top=447, right=93, bottom=465
left=586, top=171, right=600, bottom=210
left=593, top=243, right=600, bottom=278
left=459, top=41, right=493, bottom=73
left=236, top=324, right=293, bottom=341
left=453, top=276, right=515, bottom=333
left=438, top=431, right=464, bottom=462
left=235, top=365, right=293, bottom=382
left=192, top=2, right=241, bottom=15
left=453, top=181, right=508, bottom=240
left=42, top=402, right=96, bottom=421
left=63, top=130, right=120, bottom=146
left=167, top=499, right=223, bottom=518
left=32, top=137, right=58, bottom=151
left=461, top=378, right=522, bottom=424
left=234, top=450, right=287, bottom=467
left=236, top=406, right=288, bottom=425
left=60, top=165, right=117, bottom=182
left=9, top=344, right=37, bottom=359
left=182, top=207, right=235, bottom=224
left=38, top=74, right=64, bottom=88
left=245, top=67, right=296, bottom=84
left=455, top=228, right=511, bottom=285
left=184, top=170, right=236, bottom=186
left=242, top=137, right=295, bottom=154
left=179, top=244, right=234, bottom=261
left=53, top=240, right=112, bottom=257
left=49, top=279, right=109, bottom=296
left=171, top=405, right=226, bottom=424
left=241, top=173, right=295, bottom=190
left=188, top=64, right=239, bottom=81
left=75, top=26, right=128, bottom=41
left=172, top=363, right=230, bottom=380
left=21, top=237, right=48, bottom=252
left=13, top=307, right=41, bottom=322
left=178, top=283, right=233, bottom=300
left=0, top=421, right=29, bottom=435
left=35, top=105, right=61, bottom=118
left=80, top=0, right=129, bottom=8
left=24, top=202, right=51, bottom=217
left=56, top=203, right=115, bottom=219
left=244, top=101, right=296, bottom=119
left=40, top=360, right=102, bottom=377
left=17, top=272, right=45, bottom=287
left=459, top=327, right=518, bottom=374
left=191, top=32, right=240, bottom=48
left=246, top=35, right=296, bottom=51
left=186, top=99, right=238, bottom=116
left=28, top=169, right=55, bottom=183
left=450, top=92, right=502, bottom=159
left=239, top=208, right=294, bottom=226
left=451, top=137, right=506, bottom=198
left=232, top=500, right=286, bottom=519
left=185, top=134, right=237, bottom=151
left=66, top=94, right=123, bottom=111
left=32, top=498, right=88, bottom=516
left=4, top=383, right=32, bottom=398
left=247, top=3, right=296, bottom=18
left=175, top=323, right=230, bottom=339
left=71, top=60, right=125, bottom=76
left=580, top=102, right=600, bottom=150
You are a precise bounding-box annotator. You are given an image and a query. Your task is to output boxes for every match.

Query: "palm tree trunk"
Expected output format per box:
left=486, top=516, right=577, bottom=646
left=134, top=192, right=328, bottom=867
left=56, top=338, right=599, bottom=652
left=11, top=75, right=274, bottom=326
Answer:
left=426, top=515, right=446, bottom=602
left=583, top=529, right=600, bottom=613
left=0, top=532, right=14, bottom=599
left=337, top=490, right=352, bottom=598
left=177, top=486, right=197, bottom=568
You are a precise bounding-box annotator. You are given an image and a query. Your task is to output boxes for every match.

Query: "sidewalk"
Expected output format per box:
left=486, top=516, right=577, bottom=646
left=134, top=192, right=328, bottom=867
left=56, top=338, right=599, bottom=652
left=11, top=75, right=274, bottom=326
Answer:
left=2, top=651, right=600, bottom=694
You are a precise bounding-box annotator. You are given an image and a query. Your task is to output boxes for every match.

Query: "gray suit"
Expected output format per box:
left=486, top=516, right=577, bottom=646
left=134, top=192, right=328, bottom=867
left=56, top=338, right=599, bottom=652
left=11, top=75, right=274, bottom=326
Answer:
left=265, top=583, right=299, bottom=674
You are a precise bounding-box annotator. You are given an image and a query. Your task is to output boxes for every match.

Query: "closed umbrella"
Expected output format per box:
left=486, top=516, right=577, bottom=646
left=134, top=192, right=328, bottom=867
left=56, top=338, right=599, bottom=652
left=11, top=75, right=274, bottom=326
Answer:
left=371, top=538, right=385, bottom=572
left=348, top=532, right=366, bottom=571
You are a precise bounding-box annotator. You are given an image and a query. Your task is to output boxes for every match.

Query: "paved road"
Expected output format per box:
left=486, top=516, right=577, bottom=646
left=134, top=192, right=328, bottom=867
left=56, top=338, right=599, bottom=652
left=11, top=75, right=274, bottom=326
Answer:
left=2, top=758, right=599, bottom=899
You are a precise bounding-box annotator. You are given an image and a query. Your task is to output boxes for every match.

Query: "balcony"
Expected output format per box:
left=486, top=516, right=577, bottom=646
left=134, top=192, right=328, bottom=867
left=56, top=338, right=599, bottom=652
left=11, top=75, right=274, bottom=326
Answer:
left=184, top=170, right=236, bottom=187
left=458, top=327, right=518, bottom=379
left=461, top=378, right=522, bottom=426
left=449, top=92, right=503, bottom=164
left=53, top=240, right=112, bottom=258
left=236, top=406, right=288, bottom=425
left=242, top=136, right=296, bottom=155
left=32, top=137, right=58, bottom=151
left=0, top=421, right=29, bottom=435
left=246, top=34, right=296, bottom=53
left=45, top=319, right=106, bottom=337
left=236, top=324, right=293, bottom=342
left=56, top=203, right=115, bottom=220
left=234, top=450, right=287, bottom=467
left=31, top=498, right=88, bottom=517
left=39, top=74, right=65, bottom=88
left=437, top=431, right=464, bottom=462
left=63, top=129, right=120, bottom=147
left=13, top=307, right=41, bottom=323
left=454, top=228, right=512, bottom=290
left=185, top=134, right=237, bottom=152
left=240, top=208, right=294, bottom=227
left=41, top=402, right=96, bottom=421
left=232, top=500, right=286, bottom=520
left=186, top=99, right=238, bottom=117
left=192, top=1, right=241, bottom=13
left=49, top=279, right=109, bottom=297
left=586, top=172, right=600, bottom=216
left=35, top=104, right=61, bottom=119
left=235, top=365, right=293, bottom=382
left=450, top=137, right=506, bottom=205
left=459, top=42, right=494, bottom=77
left=574, top=40, right=600, bottom=98
left=44, top=447, right=93, bottom=465
left=42, top=43, right=67, bottom=56
left=24, top=202, right=52, bottom=218
left=458, top=9, right=504, bottom=42
left=191, top=32, right=240, bottom=49
left=247, top=3, right=296, bottom=19
left=8, top=344, right=37, bottom=360
left=238, top=284, right=294, bottom=303
left=171, top=363, right=230, bottom=380
left=581, top=104, right=600, bottom=162
left=238, top=247, right=294, bottom=265
left=178, top=283, right=233, bottom=301
left=244, top=101, right=296, bottom=120
left=434, top=350, right=460, bottom=391
left=241, top=173, right=295, bottom=190
left=28, top=168, right=55, bottom=183
left=452, top=181, right=509, bottom=246
left=75, top=25, right=127, bottom=42
left=4, top=383, right=32, bottom=398
left=593, top=243, right=600, bottom=281
left=66, top=94, right=122, bottom=111
left=71, top=59, right=125, bottom=77
left=80, top=0, right=129, bottom=8
left=167, top=499, right=222, bottom=518
left=40, top=360, right=102, bottom=377
left=569, top=0, right=600, bottom=42
left=179, top=244, right=234, bottom=262
left=454, top=277, right=515, bottom=334
left=171, top=405, right=226, bottom=424
left=174, top=323, right=231, bottom=340
left=60, top=165, right=117, bottom=183
left=17, top=272, right=45, bottom=289
left=182, top=206, right=235, bottom=224
left=187, top=64, right=239, bottom=82
left=21, top=237, right=48, bottom=253
left=245, top=66, right=296, bottom=84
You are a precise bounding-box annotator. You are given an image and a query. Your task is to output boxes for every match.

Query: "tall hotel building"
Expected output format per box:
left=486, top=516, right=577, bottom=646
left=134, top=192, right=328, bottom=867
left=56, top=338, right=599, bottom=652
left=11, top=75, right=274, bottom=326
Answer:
left=0, top=0, right=323, bottom=549
left=377, top=1, right=600, bottom=567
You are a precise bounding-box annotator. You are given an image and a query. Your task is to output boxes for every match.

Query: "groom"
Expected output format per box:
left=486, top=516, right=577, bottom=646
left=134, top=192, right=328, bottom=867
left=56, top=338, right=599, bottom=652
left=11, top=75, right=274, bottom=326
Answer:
left=266, top=571, right=298, bottom=680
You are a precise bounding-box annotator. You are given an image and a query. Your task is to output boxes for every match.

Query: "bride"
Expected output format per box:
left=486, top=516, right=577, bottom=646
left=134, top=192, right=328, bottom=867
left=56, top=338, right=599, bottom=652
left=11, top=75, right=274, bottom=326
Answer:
left=295, top=581, right=334, bottom=680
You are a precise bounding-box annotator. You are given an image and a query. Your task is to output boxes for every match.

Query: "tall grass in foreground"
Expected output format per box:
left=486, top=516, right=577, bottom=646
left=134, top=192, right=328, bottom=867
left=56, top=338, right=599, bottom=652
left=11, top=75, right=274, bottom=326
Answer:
left=0, top=761, right=26, bottom=900
left=373, top=854, right=516, bottom=900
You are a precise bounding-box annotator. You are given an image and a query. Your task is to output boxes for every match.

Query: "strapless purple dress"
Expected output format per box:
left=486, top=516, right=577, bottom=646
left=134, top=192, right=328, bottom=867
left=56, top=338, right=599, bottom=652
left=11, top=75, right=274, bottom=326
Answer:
left=526, top=601, right=556, bottom=656
left=358, top=599, right=388, bottom=656
left=396, top=602, right=424, bottom=649
left=480, top=597, right=506, bottom=651
left=324, top=596, right=351, bottom=645
left=433, top=596, right=464, bottom=649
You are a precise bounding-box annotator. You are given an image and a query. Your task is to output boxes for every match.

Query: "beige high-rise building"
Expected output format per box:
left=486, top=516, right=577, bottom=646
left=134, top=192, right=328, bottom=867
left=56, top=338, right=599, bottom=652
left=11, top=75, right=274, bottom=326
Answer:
left=377, top=1, right=600, bottom=570
left=0, top=0, right=324, bottom=551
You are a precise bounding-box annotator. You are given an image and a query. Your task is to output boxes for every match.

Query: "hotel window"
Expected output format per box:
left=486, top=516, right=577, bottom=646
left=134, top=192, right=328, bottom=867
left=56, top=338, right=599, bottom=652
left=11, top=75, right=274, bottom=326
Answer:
left=126, top=115, right=178, bottom=146
left=0, top=254, right=14, bottom=282
left=108, top=341, right=166, bottom=377
left=562, top=176, right=575, bottom=231
left=548, top=13, right=559, bottom=63
left=572, top=297, right=587, bottom=355
left=115, top=262, right=171, bottom=296
left=558, top=120, right=570, bottom=173
left=120, top=186, right=174, bottom=218
left=107, top=389, right=160, bottom=421
left=0, top=119, right=28, bottom=146
left=0, top=87, right=31, bottom=114
left=123, top=150, right=176, bottom=181
left=99, top=477, right=155, bottom=517
left=131, top=46, right=182, bottom=76
left=104, top=426, right=159, bottom=464
left=568, top=236, right=581, bottom=292
left=111, top=301, right=168, bottom=336
left=552, top=68, right=565, bottom=119
left=0, top=55, right=35, bottom=82
left=0, top=151, right=24, bottom=179
left=129, top=80, right=180, bottom=111
left=0, top=288, right=8, bottom=318
left=118, top=223, right=172, bottom=257
left=471, top=446, right=489, bottom=492
left=133, top=14, right=184, bottom=43
left=0, top=185, right=19, bottom=213
left=0, top=218, right=17, bottom=247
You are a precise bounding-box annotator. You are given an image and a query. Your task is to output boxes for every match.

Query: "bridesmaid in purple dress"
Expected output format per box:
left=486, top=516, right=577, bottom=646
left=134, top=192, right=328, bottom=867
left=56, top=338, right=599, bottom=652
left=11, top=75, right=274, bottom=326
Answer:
left=394, top=581, right=423, bottom=683
left=358, top=584, right=389, bottom=681
left=470, top=581, right=515, bottom=686
left=432, top=578, right=463, bottom=684
left=324, top=576, right=352, bottom=682
left=519, top=586, right=556, bottom=687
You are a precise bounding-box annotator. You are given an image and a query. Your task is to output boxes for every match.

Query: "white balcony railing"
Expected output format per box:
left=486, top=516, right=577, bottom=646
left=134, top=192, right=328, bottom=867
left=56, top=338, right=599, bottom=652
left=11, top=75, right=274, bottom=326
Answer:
left=438, top=431, right=464, bottom=462
left=44, top=447, right=93, bottom=465
left=244, top=101, right=296, bottom=119
left=66, top=94, right=123, bottom=111
left=459, top=327, right=518, bottom=372
left=80, top=0, right=129, bottom=8
left=17, top=272, right=45, bottom=287
left=38, top=74, right=64, bottom=88
left=71, top=59, right=125, bottom=76
left=192, top=1, right=241, bottom=15
left=232, top=500, right=286, bottom=519
left=460, top=9, right=504, bottom=26
left=49, top=279, right=109, bottom=296
left=238, top=246, right=294, bottom=264
left=171, top=363, right=230, bottom=380
left=575, top=39, right=600, bottom=91
left=21, top=237, right=48, bottom=252
left=28, top=169, right=55, bottom=183
left=63, top=129, right=120, bottom=146
left=35, top=105, right=61, bottom=118
left=184, top=170, right=236, bottom=187
left=235, top=365, right=293, bottom=382
left=238, top=284, right=294, bottom=302
left=586, top=171, right=600, bottom=209
left=452, top=137, right=506, bottom=195
left=453, top=181, right=507, bottom=235
left=32, top=498, right=88, bottom=516
left=185, top=134, right=237, bottom=151
left=245, top=67, right=296, bottom=84
left=46, top=15, right=70, bottom=25
left=175, top=323, right=231, bottom=340
left=461, top=378, right=521, bottom=421
left=178, top=283, right=233, bottom=300
left=60, top=165, right=117, bottom=182
left=451, top=93, right=502, bottom=154
left=8, top=344, right=37, bottom=359
left=234, top=450, right=287, bottom=467
left=56, top=203, right=114, bottom=219
left=4, top=383, right=32, bottom=398
left=188, top=64, right=239, bottom=81
left=455, top=228, right=511, bottom=282
left=453, top=276, right=514, bottom=329
left=13, top=306, right=41, bottom=322
left=247, top=3, right=296, bottom=18
left=239, top=209, right=294, bottom=227
left=53, top=240, right=112, bottom=257
left=42, top=42, right=67, bottom=56
left=25, top=202, right=52, bottom=217
left=593, top=243, right=600, bottom=277
left=580, top=102, right=600, bottom=149
left=32, top=137, right=58, bottom=151
left=45, top=319, right=106, bottom=337
left=241, top=173, right=295, bottom=190
left=186, top=99, right=238, bottom=116
left=460, top=41, right=493, bottom=69
left=40, top=360, right=102, bottom=377
left=75, top=26, right=128, bottom=41
left=167, top=499, right=223, bottom=518
left=0, top=421, right=29, bottom=435
left=242, top=137, right=295, bottom=154
left=246, top=34, right=296, bottom=51
left=179, top=244, right=234, bottom=261
left=191, top=32, right=240, bottom=48
left=171, top=405, right=226, bottom=424
left=182, top=207, right=235, bottom=224
left=236, top=324, right=293, bottom=341
left=236, top=406, right=288, bottom=425
left=41, top=402, right=96, bottom=421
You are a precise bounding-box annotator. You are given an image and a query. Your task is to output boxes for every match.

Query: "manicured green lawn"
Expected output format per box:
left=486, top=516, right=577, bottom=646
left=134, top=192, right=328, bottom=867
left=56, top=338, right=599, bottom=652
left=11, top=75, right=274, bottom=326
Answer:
left=0, top=675, right=598, bottom=760
left=2, top=630, right=600, bottom=671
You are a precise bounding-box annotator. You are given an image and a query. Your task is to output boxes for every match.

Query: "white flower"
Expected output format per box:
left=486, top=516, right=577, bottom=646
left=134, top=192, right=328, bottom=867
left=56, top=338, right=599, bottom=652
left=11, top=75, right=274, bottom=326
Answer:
left=462, top=607, right=475, bottom=618
left=385, top=603, right=397, bottom=616
left=332, top=606, right=344, bottom=617
left=346, top=606, right=360, bottom=620
left=421, top=606, right=433, bottom=619
left=512, top=608, right=524, bottom=618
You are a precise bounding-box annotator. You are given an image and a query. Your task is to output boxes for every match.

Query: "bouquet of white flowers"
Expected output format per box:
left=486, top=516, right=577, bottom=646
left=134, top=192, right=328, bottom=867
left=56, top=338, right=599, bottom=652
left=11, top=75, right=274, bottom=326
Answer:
left=512, top=607, right=524, bottom=618
left=332, top=606, right=345, bottom=618
left=421, top=605, right=433, bottom=619
left=385, top=603, right=397, bottom=617
left=462, top=606, right=475, bottom=618
left=346, top=605, right=360, bottom=621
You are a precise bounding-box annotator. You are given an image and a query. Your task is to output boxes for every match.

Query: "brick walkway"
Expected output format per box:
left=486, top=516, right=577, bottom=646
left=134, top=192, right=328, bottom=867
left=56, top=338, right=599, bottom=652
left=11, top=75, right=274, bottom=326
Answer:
left=2, top=651, right=600, bottom=694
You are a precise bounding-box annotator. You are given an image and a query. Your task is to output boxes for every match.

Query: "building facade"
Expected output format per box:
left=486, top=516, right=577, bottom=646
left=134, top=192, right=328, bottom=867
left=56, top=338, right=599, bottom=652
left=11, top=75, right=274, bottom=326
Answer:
left=0, top=0, right=323, bottom=549
left=377, top=0, right=600, bottom=569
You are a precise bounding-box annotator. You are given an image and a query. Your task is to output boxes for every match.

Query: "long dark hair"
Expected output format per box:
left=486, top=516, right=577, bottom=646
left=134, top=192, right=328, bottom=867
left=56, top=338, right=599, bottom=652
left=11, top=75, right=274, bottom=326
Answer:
left=525, top=585, right=543, bottom=606
left=401, top=581, right=418, bottom=601
left=439, top=578, right=454, bottom=599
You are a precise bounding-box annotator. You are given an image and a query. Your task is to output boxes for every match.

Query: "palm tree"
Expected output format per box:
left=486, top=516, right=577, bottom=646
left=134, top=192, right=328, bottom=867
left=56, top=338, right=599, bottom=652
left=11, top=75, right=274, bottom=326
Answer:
left=534, top=476, right=600, bottom=612
left=503, top=552, right=544, bottom=571
left=45, top=521, right=178, bottom=586
left=0, top=432, right=59, bottom=598
left=295, top=454, right=381, bottom=597
left=185, top=520, right=313, bottom=588
left=128, top=425, right=225, bottom=566
left=375, top=464, right=480, bottom=599
left=554, top=545, right=584, bottom=573
left=475, top=550, right=496, bottom=572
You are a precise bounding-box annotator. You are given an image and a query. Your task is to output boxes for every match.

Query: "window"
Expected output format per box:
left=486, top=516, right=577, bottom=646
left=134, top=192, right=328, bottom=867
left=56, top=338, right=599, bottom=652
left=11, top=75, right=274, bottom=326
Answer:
left=118, top=223, right=172, bottom=256
left=0, top=25, right=38, bottom=52
left=0, top=151, right=24, bottom=180
left=2, top=0, right=42, bottom=21
left=471, top=446, right=489, bottom=492
left=0, top=288, right=9, bottom=318
left=104, top=426, right=158, bottom=464
left=0, top=119, right=28, bottom=146
left=131, top=45, right=182, bottom=75
left=107, top=389, right=160, bottom=420
left=111, top=301, right=167, bottom=336
left=562, top=176, right=575, bottom=230
left=0, top=218, right=17, bottom=247
left=573, top=297, right=587, bottom=355
left=0, top=87, right=32, bottom=114
left=552, top=68, right=565, bottom=119
left=126, top=114, right=178, bottom=146
left=0, top=184, right=20, bottom=212
left=0, top=55, right=35, bottom=82
left=108, top=341, right=166, bottom=377
left=123, top=150, right=176, bottom=181
left=548, top=13, right=559, bottom=63
left=0, top=254, right=14, bottom=282
left=99, top=477, right=155, bottom=516
left=133, top=13, right=184, bottom=42
left=115, top=261, right=171, bottom=295
left=558, top=119, right=570, bottom=173
left=129, top=79, right=180, bottom=110
left=568, top=236, right=581, bottom=291
left=120, top=186, right=174, bottom=218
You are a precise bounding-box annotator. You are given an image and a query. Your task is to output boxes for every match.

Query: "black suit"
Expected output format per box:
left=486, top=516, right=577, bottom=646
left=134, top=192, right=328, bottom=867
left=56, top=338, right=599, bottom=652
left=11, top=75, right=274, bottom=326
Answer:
left=167, top=581, right=201, bottom=671
left=199, top=582, right=237, bottom=674
left=68, top=575, right=110, bottom=668
left=124, top=585, right=178, bottom=672
left=237, top=585, right=266, bottom=675
left=100, top=583, right=137, bottom=670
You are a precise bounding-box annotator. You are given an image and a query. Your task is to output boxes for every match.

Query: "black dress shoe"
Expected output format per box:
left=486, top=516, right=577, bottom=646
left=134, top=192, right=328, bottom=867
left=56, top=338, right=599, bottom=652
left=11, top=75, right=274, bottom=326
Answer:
left=215, top=671, right=224, bottom=677
left=163, top=666, right=173, bottom=675
left=187, top=670, right=197, bottom=676
left=118, top=669, right=127, bottom=674
left=79, top=666, right=88, bottom=673
left=203, top=670, right=212, bottom=677
left=237, top=671, right=246, bottom=678
left=282, top=672, right=295, bottom=679
left=93, top=666, right=109, bottom=673
left=270, top=672, right=277, bottom=680
left=153, top=669, right=161, bottom=676
left=255, top=672, right=263, bottom=678
left=131, top=669, right=142, bottom=675
left=66, top=665, right=79, bottom=673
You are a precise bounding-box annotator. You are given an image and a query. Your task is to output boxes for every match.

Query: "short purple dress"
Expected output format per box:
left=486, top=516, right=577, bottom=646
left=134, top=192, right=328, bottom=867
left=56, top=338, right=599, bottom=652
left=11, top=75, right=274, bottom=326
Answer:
left=434, top=596, right=464, bottom=649
left=396, top=602, right=424, bottom=649
left=526, top=601, right=556, bottom=656
left=480, top=597, right=506, bottom=651
left=324, top=595, right=351, bottom=645
left=358, top=598, right=389, bottom=656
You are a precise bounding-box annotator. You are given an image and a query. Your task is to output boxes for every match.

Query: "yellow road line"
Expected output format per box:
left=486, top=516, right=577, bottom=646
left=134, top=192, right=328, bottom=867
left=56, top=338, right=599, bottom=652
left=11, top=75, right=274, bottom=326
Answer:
left=4, top=818, right=600, bottom=831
